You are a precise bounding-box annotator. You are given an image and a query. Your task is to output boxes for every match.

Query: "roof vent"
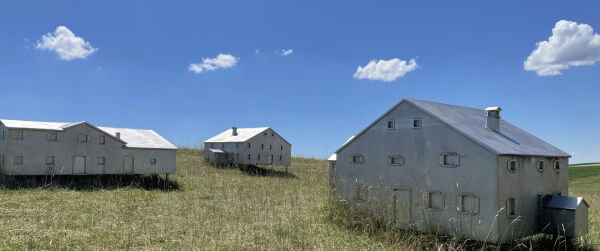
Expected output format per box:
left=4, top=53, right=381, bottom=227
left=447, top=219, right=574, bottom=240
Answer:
left=232, top=127, right=238, bottom=136
left=485, top=107, right=501, bottom=132
left=116, top=132, right=121, bottom=139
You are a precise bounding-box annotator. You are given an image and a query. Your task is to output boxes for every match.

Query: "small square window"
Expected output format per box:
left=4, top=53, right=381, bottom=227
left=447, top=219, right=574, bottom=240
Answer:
left=553, top=160, right=560, bottom=172
left=78, top=134, right=88, bottom=143
left=412, top=119, right=422, bottom=129
left=46, top=132, right=58, bottom=141
left=537, top=160, right=545, bottom=173
left=387, top=120, right=395, bottom=130
left=12, top=130, right=23, bottom=140
left=99, top=135, right=106, bottom=145
left=13, top=156, right=23, bottom=165
left=388, top=155, right=404, bottom=166
left=458, top=194, right=479, bottom=214
left=46, top=156, right=55, bottom=165
left=428, top=191, right=445, bottom=210
left=97, top=157, right=105, bottom=165
left=507, top=198, right=516, bottom=217
left=440, top=153, right=460, bottom=167
left=150, top=158, right=157, bottom=165
left=351, top=155, right=364, bottom=164
left=507, top=160, right=517, bottom=173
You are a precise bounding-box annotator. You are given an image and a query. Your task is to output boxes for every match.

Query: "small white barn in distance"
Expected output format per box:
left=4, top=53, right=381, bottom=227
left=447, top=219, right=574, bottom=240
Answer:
left=0, top=119, right=176, bottom=175
left=329, top=98, right=588, bottom=242
left=204, top=127, right=291, bottom=166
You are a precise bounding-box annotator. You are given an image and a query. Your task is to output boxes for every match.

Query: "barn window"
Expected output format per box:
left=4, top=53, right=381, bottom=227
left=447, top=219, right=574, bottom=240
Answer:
left=78, top=134, right=88, bottom=143
left=12, top=130, right=23, bottom=140
left=412, top=119, right=422, bottom=129
left=247, top=143, right=251, bottom=148
left=506, top=198, right=516, bottom=217
left=507, top=160, right=517, bottom=173
left=221, top=143, right=225, bottom=148
left=280, top=145, right=283, bottom=151
left=1, top=131, right=5, bottom=139
left=351, top=154, right=364, bottom=164
left=236, top=143, right=239, bottom=148
left=99, top=135, right=106, bottom=145
left=150, top=158, right=157, bottom=165
left=354, top=183, right=368, bottom=202
left=97, top=157, right=105, bottom=165
left=553, top=160, right=560, bottom=173
left=211, top=143, right=214, bottom=148
left=269, top=144, right=272, bottom=150
left=271, top=132, right=274, bottom=136
left=427, top=191, right=445, bottom=210
left=439, top=153, right=459, bottom=167
left=279, top=155, right=282, bottom=161
left=46, top=155, right=55, bottom=165
left=257, top=154, right=261, bottom=160
left=387, top=120, right=395, bottom=130
left=247, top=154, right=251, bottom=160
left=13, top=156, right=23, bottom=165
left=387, top=155, right=405, bottom=166
left=457, top=193, right=479, bottom=214
left=537, top=160, right=545, bottom=173
left=46, top=132, right=58, bottom=141
left=261, top=144, right=264, bottom=149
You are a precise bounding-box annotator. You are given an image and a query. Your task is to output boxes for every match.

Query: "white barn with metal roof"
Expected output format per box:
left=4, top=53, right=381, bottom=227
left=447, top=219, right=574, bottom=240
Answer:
left=204, top=127, right=291, bottom=166
left=329, top=98, right=587, bottom=242
left=0, top=119, right=176, bottom=176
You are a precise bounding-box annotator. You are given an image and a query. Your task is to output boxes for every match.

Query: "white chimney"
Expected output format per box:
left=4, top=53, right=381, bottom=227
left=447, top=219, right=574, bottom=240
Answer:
left=485, top=107, right=501, bottom=132
left=232, top=127, right=238, bottom=136
left=116, top=132, right=121, bottom=139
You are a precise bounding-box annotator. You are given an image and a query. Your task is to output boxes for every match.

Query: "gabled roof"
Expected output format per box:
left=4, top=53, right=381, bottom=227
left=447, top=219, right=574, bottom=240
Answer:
left=204, top=127, right=292, bottom=145
left=335, top=98, right=570, bottom=157
left=0, top=119, right=176, bottom=150
left=98, top=127, right=177, bottom=150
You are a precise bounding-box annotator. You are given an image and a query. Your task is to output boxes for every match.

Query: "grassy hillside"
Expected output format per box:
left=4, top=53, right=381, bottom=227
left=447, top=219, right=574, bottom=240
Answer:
left=0, top=149, right=597, bottom=249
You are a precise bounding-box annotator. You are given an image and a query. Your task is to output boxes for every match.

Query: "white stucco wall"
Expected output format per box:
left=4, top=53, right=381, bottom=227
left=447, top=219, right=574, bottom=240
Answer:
left=0, top=123, right=176, bottom=175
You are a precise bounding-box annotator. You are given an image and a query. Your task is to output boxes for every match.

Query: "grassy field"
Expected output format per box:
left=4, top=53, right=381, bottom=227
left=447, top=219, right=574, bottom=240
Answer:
left=0, top=149, right=598, bottom=250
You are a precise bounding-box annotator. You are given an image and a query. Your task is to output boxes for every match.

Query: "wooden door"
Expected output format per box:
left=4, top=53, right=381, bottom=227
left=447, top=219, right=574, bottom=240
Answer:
left=393, top=188, right=411, bottom=227
left=73, top=156, right=86, bottom=174
left=124, top=156, right=134, bottom=174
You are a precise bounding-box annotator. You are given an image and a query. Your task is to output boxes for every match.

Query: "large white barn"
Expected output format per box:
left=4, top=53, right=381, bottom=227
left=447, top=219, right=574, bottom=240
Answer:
left=0, top=119, right=177, bottom=176
left=204, top=127, right=291, bottom=166
left=329, top=98, right=588, bottom=242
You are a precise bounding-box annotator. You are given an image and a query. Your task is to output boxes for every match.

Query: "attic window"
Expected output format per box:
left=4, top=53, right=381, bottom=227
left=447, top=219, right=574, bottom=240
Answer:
left=439, top=153, right=460, bottom=167
left=507, top=160, right=517, bottom=173
left=537, top=160, right=545, bottom=173
left=280, top=145, right=283, bottom=151
left=387, top=120, right=395, bottom=130
left=78, top=134, right=88, bottom=143
left=12, top=130, right=23, bottom=140
left=46, top=132, right=58, bottom=142
left=99, top=135, right=106, bottom=145
left=387, top=155, right=404, bottom=166
left=553, top=160, right=560, bottom=173
left=412, top=119, right=422, bottom=129
left=351, top=154, right=364, bottom=164
left=271, top=132, right=274, bottom=136
left=236, top=143, right=239, bottom=148
left=247, top=143, right=251, bottom=148
left=458, top=193, right=479, bottom=214
left=427, top=191, right=445, bottom=210
left=507, top=198, right=516, bottom=218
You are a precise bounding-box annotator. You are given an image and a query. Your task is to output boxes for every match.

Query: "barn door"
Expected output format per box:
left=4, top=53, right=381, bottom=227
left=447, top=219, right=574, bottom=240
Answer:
left=267, top=155, right=273, bottom=164
left=73, top=156, right=86, bottom=174
left=124, top=156, right=134, bottom=174
left=393, top=188, right=411, bottom=227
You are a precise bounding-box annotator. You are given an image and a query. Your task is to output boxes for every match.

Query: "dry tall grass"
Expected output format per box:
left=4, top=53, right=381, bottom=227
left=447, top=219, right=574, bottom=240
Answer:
left=0, top=149, right=596, bottom=250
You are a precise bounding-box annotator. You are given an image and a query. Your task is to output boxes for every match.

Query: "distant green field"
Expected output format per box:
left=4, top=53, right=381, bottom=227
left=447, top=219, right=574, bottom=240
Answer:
left=0, top=150, right=597, bottom=249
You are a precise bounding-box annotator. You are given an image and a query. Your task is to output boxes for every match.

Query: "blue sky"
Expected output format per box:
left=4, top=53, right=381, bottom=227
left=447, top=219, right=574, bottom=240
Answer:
left=1, top=1, right=599, bottom=163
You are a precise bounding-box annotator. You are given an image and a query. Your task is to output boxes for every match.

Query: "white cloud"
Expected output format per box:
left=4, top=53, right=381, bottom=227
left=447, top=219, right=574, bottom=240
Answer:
left=280, top=49, right=293, bottom=56
left=524, top=20, right=600, bottom=76
left=188, top=53, right=239, bottom=74
left=35, top=26, right=97, bottom=61
left=353, top=58, right=418, bottom=82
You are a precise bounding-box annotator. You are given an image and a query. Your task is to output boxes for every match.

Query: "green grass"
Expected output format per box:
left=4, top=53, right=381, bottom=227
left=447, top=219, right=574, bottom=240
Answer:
left=0, top=149, right=597, bottom=249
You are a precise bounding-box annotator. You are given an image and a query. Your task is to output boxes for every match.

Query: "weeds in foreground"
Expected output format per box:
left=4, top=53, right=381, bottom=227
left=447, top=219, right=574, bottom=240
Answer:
left=326, top=199, right=593, bottom=250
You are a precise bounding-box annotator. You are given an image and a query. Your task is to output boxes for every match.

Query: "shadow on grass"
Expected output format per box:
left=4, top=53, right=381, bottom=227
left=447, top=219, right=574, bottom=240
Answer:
left=211, top=163, right=296, bottom=179
left=0, top=174, right=180, bottom=191
left=325, top=199, right=593, bottom=250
